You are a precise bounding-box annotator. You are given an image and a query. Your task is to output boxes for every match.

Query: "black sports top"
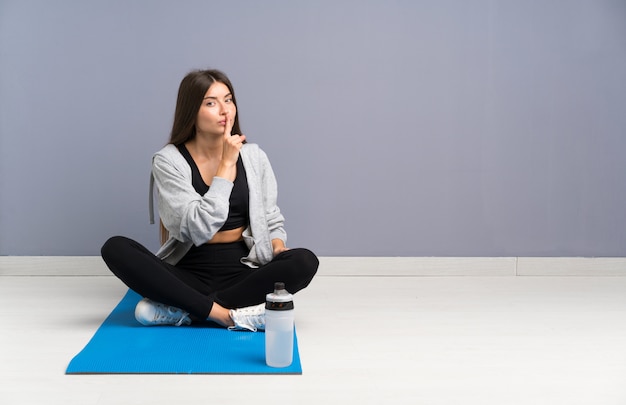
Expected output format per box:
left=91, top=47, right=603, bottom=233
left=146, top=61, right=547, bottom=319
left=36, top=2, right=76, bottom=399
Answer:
left=177, top=144, right=249, bottom=231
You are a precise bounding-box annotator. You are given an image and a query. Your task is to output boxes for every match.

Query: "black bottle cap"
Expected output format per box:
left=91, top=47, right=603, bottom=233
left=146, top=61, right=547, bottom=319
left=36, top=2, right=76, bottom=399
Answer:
left=266, top=281, right=293, bottom=310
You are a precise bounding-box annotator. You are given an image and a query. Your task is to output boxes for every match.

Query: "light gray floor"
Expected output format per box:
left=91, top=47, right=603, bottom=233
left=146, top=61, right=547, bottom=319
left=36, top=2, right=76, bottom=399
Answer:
left=1, top=274, right=626, bottom=405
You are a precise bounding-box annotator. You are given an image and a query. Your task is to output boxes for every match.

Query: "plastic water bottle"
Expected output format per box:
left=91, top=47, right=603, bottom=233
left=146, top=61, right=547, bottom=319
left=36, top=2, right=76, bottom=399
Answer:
left=265, top=282, right=294, bottom=368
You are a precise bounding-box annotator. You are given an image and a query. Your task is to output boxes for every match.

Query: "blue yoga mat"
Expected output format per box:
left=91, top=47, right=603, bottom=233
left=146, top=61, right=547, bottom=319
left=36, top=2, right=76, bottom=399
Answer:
left=66, top=290, right=302, bottom=374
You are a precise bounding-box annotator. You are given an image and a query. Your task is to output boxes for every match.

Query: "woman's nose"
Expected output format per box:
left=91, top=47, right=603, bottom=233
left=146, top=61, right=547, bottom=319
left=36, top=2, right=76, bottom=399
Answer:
left=221, top=103, right=232, bottom=115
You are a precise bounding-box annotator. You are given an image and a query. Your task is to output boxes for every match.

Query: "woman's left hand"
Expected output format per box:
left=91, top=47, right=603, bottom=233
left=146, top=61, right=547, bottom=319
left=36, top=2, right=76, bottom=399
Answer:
left=272, top=239, right=290, bottom=257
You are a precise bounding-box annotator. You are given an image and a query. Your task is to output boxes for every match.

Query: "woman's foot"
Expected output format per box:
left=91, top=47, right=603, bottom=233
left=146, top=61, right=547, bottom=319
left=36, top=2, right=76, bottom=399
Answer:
left=228, top=303, right=266, bottom=332
left=134, top=298, right=192, bottom=326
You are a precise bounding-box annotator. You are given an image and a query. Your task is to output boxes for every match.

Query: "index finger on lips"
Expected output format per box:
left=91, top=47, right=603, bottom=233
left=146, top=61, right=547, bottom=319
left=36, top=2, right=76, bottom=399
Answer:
left=223, top=115, right=234, bottom=137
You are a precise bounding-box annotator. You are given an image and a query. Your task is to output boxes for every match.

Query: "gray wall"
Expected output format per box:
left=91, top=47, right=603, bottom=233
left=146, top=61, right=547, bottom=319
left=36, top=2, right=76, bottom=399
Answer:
left=1, top=0, right=625, bottom=257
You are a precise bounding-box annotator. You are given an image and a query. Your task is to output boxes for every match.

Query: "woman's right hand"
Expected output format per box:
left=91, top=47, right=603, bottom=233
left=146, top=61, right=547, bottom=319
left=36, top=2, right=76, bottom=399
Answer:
left=221, top=115, right=246, bottom=166
left=217, top=115, right=246, bottom=182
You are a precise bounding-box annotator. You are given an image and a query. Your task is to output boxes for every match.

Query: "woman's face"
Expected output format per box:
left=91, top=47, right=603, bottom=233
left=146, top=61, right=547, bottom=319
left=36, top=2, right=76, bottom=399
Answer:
left=196, top=81, right=236, bottom=137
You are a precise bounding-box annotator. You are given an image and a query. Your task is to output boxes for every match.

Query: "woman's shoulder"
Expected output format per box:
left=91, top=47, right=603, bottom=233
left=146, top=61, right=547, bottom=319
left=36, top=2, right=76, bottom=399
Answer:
left=153, top=143, right=180, bottom=160
left=242, top=142, right=259, bottom=153
left=152, top=143, right=190, bottom=176
left=153, top=143, right=188, bottom=166
left=241, top=142, right=268, bottom=161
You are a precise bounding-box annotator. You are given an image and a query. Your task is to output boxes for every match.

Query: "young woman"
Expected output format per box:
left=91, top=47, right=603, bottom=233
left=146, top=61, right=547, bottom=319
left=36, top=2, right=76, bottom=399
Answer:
left=101, top=69, right=318, bottom=331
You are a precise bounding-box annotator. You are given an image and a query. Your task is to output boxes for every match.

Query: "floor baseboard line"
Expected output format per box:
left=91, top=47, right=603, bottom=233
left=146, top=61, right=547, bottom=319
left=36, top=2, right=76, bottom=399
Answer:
left=1, top=256, right=625, bottom=277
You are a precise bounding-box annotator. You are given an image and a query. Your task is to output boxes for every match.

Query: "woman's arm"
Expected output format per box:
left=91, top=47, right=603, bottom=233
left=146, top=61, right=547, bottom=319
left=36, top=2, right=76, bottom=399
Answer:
left=272, top=238, right=289, bottom=256
left=152, top=153, right=233, bottom=246
left=257, top=148, right=288, bottom=253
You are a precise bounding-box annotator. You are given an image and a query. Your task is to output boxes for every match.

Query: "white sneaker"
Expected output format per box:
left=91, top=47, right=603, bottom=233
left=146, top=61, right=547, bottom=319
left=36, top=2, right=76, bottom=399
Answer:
left=134, top=298, right=192, bottom=326
left=228, top=303, right=266, bottom=332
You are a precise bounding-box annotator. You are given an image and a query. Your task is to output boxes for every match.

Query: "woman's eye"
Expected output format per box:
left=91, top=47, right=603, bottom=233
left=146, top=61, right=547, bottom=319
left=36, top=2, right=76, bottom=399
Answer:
left=206, top=101, right=215, bottom=106
left=225, top=98, right=233, bottom=103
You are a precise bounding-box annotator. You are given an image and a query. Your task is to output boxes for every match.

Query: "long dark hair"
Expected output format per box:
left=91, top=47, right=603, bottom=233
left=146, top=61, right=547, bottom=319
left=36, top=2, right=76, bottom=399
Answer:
left=169, top=69, right=242, bottom=145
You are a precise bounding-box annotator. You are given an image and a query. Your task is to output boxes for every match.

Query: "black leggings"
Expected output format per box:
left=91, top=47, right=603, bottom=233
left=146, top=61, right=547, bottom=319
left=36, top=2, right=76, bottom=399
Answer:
left=101, top=236, right=318, bottom=320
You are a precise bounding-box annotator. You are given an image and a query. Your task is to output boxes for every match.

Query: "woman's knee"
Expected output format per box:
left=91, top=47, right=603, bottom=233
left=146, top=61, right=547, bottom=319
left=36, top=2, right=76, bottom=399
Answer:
left=101, top=235, right=133, bottom=263
left=290, top=248, right=319, bottom=279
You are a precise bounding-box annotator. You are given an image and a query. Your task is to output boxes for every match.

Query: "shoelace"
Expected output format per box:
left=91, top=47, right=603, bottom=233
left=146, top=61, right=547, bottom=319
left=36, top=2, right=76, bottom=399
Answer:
left=173, top=311, right=188, bottom=327
left=154, top=306, right=188, bottom=326
left=236, top=306, right=265, bottom=327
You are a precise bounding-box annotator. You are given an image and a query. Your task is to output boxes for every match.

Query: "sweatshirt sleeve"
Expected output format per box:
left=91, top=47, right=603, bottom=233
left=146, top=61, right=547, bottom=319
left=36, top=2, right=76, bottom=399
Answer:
left=152, top=153, right=233, bottom=246
left=258, top=148, right=287, bottom=244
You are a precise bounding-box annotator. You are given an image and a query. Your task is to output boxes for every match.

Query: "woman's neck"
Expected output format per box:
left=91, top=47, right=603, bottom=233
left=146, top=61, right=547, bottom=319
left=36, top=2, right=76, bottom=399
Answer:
left=186, top=133, right=223, bottom=160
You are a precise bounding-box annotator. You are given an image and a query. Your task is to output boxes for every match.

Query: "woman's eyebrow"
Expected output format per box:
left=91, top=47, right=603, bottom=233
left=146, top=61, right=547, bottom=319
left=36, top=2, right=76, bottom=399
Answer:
left=203, top=93, right=232, bottom=100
